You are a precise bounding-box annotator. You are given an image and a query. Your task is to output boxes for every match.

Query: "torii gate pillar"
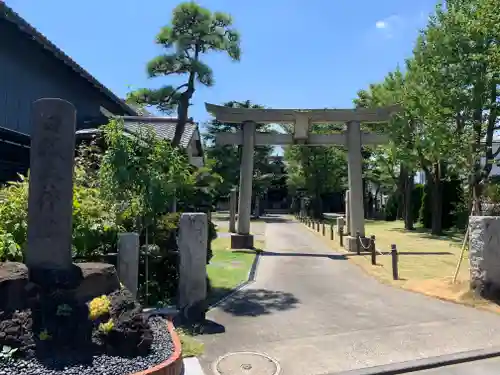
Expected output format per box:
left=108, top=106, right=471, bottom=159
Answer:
left=231, top=121, right=256, bottom=249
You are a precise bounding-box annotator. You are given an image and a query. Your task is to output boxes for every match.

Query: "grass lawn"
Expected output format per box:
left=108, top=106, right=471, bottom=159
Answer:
left=176, top=329, right=205, bottom=358
left=206, top=237, right=264, bottom=307
left=307, top=219, right=500, bottom=313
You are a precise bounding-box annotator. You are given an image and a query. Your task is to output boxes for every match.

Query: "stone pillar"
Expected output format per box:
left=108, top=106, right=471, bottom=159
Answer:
left=336, top=216, right=345, bottom=235
left=300, top=198, right=306, bottom=217
left=178, top=213, right=208, bottom=323
left=345, top=190, right=351, bottom=235
left=118, top=233, right=140, bottom=298
left=345, top=121, right=365, bottom=251
left=233, top=121, right=255, bottom=249
left=229, top=188, right=237, bottom=233
left=469, top=216, right=500, bottom=297
left=26, top=98, right=76, bottom=271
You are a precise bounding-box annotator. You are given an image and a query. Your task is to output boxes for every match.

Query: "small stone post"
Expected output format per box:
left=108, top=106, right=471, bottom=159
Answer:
left=300, top=198, right=306, bottom=218
left=178, top=213, right=208, bottom=323
left=345, top=190, right=351, bottom=236
left=26, top=98, right=76, bottom=271
left=391, top=244, right=399, bottom=280
left=118, top=233, right=140, bottom=298
left=229, top=188, right=237, bottom=233
left=336, top=217, right=345, bottom=235
left=370, top=235, right=376, bottom=265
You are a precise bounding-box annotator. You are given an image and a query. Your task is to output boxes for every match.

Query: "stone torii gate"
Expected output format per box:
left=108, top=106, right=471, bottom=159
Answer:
left=206, top=103, right=399, bottom=250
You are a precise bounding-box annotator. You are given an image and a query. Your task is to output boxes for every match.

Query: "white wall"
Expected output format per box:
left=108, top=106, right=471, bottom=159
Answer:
left=481, top=142, right=500, bottom=176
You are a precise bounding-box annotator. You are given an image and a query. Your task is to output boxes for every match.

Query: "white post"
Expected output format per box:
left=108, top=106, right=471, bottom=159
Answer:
left=346, top=121, right=365, bottom=249
left=229, top=188, right=237, bottom=233
left=233, top=121, right=255, bottom=248
left=117, top=232, right=140, bottom=298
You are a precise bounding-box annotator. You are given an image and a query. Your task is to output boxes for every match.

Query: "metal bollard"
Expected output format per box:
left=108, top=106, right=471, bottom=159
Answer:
left=356, top=230, right=361, bottom=255
left=339, top=227, right=344, bottom=247
left=322, top=222, right=325, bottom=236
left=391, top=244, right=399, bottom=280
left=330, top=224, right=334, bottom=240
left=316, top=221, right=320, bottom=232
left=370, top=235, right=376, bottom=265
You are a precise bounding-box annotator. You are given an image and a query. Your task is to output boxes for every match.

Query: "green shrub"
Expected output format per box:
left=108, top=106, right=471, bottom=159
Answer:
left=419, top=183, right=433, bottom=229
left=412, top=184, right=424, bottom=223
left=0, top=173, right=122, bottom=261
left=0, top=176, right=29, bottom=254
left=384, top=192, right=400, bottom=221
left=139, top=213, right=217, bottom=306
left=419, top=177, right=464, bottom=230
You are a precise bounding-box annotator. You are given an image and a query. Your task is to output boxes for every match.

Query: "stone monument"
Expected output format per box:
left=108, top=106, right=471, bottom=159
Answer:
left=177, top=213, right=208, bottom=323
left=26, top=98, right=76, bottom=271
left=469, top=216, right=500, bottom=297
left=118, top=232, right=140, bottom=298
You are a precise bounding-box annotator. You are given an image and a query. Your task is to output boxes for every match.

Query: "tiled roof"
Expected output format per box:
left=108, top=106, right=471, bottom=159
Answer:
left=1, top=2, right=137, bottom=116
left=122, top=117, right=197, bottom=149
left=76, top=117, right=198, bottom=150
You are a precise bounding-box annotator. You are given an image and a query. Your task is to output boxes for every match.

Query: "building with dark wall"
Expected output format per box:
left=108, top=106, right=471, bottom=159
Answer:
left=0, top=3, right=138, bottom=182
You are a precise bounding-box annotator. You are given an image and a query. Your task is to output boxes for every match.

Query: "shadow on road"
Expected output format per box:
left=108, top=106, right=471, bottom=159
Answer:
left=216, top=288, right=300, bottom=317
left=232, top=249, right=345, bottom=260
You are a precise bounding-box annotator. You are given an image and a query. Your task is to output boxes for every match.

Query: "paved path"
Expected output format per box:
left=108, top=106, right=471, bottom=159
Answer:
left=415, top=357, right=500, bottom=374
left=198, top=218, right=500, bottom=375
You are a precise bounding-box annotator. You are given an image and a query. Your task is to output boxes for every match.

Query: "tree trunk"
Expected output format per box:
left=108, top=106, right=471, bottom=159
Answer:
left=404, top=171, right=414, bottom=230
left=431, top=163, right=443, bottom=235
left=398, top=165, right=408, bottom=220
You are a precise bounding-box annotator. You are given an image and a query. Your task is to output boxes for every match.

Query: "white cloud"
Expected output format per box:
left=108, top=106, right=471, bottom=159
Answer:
left=374, top=15, right=402, bottom=38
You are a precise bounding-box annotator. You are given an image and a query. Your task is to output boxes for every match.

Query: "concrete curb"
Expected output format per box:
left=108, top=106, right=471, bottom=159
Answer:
left=207, top=249, right=262, bottom=310
left=330, top=347, right=500, bottom=375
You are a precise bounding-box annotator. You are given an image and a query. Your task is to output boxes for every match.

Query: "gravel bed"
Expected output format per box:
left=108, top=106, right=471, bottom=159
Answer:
left=0, top=317, right=174, bottom=375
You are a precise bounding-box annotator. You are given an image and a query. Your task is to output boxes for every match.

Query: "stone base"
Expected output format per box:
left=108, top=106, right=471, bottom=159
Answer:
left=343, top=236, right=370, bottom=252
left=231, top=234, right=254, bottom=249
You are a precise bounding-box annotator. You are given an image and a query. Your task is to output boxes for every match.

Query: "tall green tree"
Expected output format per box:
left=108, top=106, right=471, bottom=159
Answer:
left=283, top=123, right=347, bottom=218
left=128, top=2, right=241, bottom=147
left=204, top=100, right=275, bottom=204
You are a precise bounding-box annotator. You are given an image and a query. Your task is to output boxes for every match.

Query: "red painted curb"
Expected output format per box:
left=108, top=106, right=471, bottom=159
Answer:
left=132, top=319, right=183, bottom=375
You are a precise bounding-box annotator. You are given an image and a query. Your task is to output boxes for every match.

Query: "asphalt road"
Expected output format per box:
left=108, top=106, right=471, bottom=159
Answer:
left=198, top=217, right=500, bottom=375
left=415, top=356, right=500, bottom=374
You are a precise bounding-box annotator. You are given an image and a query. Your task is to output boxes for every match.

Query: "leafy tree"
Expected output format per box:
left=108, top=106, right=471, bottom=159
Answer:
left=128, top=2, right=241, bottom=147
left=99, top=119, right=191, bottom=232
left=204, top=100, right=275, bottom=205
left=283, top=123, right=348, bottom=218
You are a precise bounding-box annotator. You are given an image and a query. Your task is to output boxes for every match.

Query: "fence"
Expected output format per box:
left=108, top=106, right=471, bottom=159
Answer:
left=294, top=213, right=400, bottom=280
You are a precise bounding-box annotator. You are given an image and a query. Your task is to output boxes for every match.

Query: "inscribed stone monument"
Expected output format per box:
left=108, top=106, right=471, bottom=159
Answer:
left=26, top=98, right=76, bottom=270
left=178, top=213, right=208, bottom=323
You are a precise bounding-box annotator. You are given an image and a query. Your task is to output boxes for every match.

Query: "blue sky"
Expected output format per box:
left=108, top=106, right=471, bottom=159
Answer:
left=7, top=0, right=437, bottom=129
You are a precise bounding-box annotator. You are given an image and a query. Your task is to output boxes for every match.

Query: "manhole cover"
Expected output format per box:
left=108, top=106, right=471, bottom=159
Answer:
left=214, top=351, right=281, bottom=375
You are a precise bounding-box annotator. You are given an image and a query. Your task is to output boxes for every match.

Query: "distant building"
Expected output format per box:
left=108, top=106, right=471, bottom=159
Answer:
left=76, top=116, right=204, bottom=168
left=0, top=3, right=203, bottom=182
left=0, top=3, right=138, bottom=181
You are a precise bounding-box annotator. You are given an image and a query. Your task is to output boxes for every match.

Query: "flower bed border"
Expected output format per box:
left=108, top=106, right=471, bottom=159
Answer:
left=133, top=319, right=183, bottom=375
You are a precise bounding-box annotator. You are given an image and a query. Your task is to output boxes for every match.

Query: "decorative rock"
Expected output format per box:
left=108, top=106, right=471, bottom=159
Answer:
left=0, top=262, right=28, bottom=312
left=469, top=216, right=500, bottom=297
left=177, top=213, right=208, bottom=324
left=73, top=263, right=121, bottom=303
